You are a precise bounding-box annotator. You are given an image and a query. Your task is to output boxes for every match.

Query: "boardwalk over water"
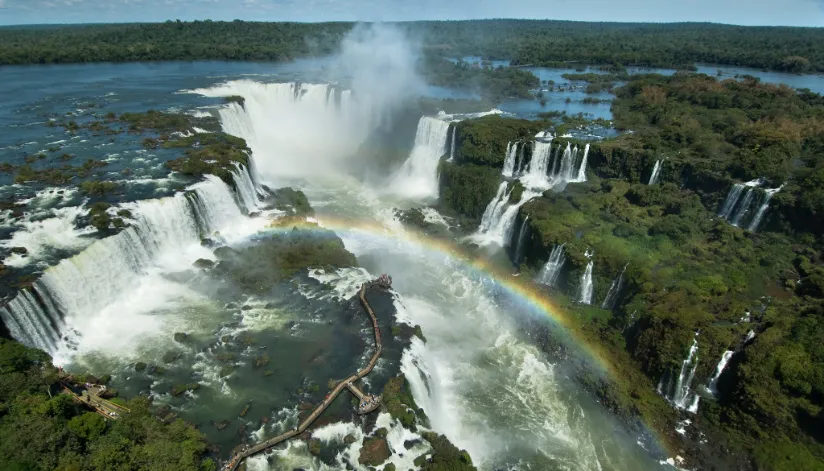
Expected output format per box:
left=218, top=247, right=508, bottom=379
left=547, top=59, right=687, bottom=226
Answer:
left=60, top=381, right=131, bottom=419
left=223, top=278, right=389, bottom=471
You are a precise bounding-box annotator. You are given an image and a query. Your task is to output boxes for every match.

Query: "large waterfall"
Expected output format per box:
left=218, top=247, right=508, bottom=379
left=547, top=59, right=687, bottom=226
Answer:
left=473, top=189, right=539, bottom=247
left=388, top=116, right=452, bottom=199
left=601, top=264, right=627, bottom=309
left=0, top=171, right=260, bottom=358
left=648, top=160, right=662, bottom=185
left=191, top=81, right=384, bottom=179
left=478, top=183, right=511, bottom=233
left=537, top=244, right=565, bottom=287
left=658, top=335, right=700, bottom=413
left=705, top=350, right=734, bottom=396
left=502, top=141, right=520, bottom=178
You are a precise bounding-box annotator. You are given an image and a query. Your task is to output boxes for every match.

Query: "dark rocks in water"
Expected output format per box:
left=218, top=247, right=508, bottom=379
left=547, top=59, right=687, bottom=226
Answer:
left=263, top=187, right=314, bottom=217
left=147, top=365, right=166, bottom=376
left=193, top=259, right=214, bottom=269
left=307, top=438, right=322, bottom=456
left=10, top=246, right=27, bottom=255
left=264, top=302, right=276, bottom=309
left=248, top=212, right=261, bottom=218
left=219, top=365, right=233, bottom=377
left=241, top=305, right=252, bottom=311
left=344, top=434, right=357, bottom=444
left=224, top=303, right=238, bottom=310
left=170, top=382, right=200, bottom=396
left=285, top=320, right=297, bottom=329
left=173, top=332, right=189, bottom=343
left=213, top=246, right=240, bottom=261
left=358, top=437, right=390, bottom=466
left=239, top=403, right=251, bottom=417
left=134, top=362, right=147, bottom=372
left=162, top=350, right=181, bottom=363
left=201, top=237, right=219, bottom=248
left=403, top=439, right=422, bottom=450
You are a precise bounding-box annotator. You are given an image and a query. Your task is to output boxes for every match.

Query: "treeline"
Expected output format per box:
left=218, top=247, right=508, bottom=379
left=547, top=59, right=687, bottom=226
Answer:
left=0, top=339, right=215, bottom=471
left=2, top=20, right=824, bottom=73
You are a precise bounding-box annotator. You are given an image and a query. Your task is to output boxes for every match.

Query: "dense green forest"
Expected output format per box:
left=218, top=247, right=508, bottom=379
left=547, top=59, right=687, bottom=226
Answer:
left=0, top=339, right=215, bottom=471
left=1, top=20, right=823, bottom=72
left=438, top=72, right=824, bottom=469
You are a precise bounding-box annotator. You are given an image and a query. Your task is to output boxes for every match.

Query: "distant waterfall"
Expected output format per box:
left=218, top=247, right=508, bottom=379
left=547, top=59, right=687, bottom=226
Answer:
left=0, top=174, right=255, bottom=356
left=519, top=141, right=588, bottom=191
left=576, top=144, right=590, bottom=182
left=388, top=116, right=452, bottom=200
left=502, top=141, right=519, bottom=177
left=537, top=244, right=565, bottom=287
left=577, top=252, right=594, bottom=305
left=748, top=185, right=783, bottom=232
left=658, top=335, right=700, bottom=413
left=601, top=264, right=627, bottom=309
left=513, top=216, right=529, bottom=264
left=648, top=160, right=662, bottom=185
left=705, top=350, right=734, bottom=396
left=448, top=125, right=456, bottom=162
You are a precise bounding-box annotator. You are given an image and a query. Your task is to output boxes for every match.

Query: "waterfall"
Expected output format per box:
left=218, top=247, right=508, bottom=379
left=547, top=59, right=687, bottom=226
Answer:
left=730, top=188, right=756, bottom=227
left=448, top=125, right=456, bottom=162
left=649, top=160, right=662, bottom=185
left=537, top=244, right=565, bottom=287
left=575, top=143, right=589, bottom=182
left=659, top=336, right=700, bottom=413
left=577, top=251, right=594, bottom=305
left=474, top=189, right=539, bottom=247
left=718, top=178, right=763, bottom=224
left=502, top=142, right=519, bottom=177
left=478, top=183, right=511, bottom=233
left=521, top=139, right=554, bottom=189
left=0, top=175, right=254, bottom=356
left=747, top=185, right=783, bottom=232
left=514, top=143, right=526, bottom=176
left=601, top=264, right=627, bottom=309
left=513, top=216, right=529, bottom=264
left=744, top=330, right=756, bottom=343
left=388, top=116, right=452, bottom=200
left=231, top=164, right=262, bottom=214
left=706, top=350, right=734, bottom=396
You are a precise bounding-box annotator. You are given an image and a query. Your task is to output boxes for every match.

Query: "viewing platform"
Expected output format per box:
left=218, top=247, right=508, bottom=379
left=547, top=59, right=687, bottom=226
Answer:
left=221, top=275, right=392, bottom=471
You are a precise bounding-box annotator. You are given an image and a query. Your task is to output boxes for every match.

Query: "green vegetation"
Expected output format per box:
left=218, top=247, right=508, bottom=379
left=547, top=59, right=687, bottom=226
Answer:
left=381, top=376, right=424, bottom=429
left=265, top=187, right=314, bottom=216
left=0, top=339, right=214, bottom=471
left=79, top=180, right=118, bottom=196
left=3, top=21, right=823, bottom=73
left=422, top=57, right=540, bottom=100
left=211, top=220, right=356, bottom=293
left=440, top=71, right=824, bottom=466
left=453, top=115, right=543, bottom=167
left=165, top=133, right=250, bottom=185
left=88, top=202, right=128, bottom=232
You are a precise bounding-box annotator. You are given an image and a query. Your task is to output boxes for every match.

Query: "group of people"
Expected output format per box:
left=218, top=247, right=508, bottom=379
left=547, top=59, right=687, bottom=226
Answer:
left=358, top=394, right=381, bottom=413
left=376, top=274, right=392, bottom=287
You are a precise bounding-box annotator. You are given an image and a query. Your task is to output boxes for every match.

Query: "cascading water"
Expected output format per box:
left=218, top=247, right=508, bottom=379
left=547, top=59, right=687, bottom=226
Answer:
left=747, top=185, right=783, bottom=232
left=575, top=143, right=590, bottom=182
left=0, top=175, right=255, bottom=357
left=718, top=179, right=763, bottom=226
left=520, top=139, right=553, bottom=189
left=659, top=335, right=700, bottom=413
left=514, top=142, right=526, bottom=176
left=601, top=264, right=627, bottom=309
left=648, top=160, right=662, bottom=185
left=578, top=259, right=594, bottom=305
left=730, top=188, right=756, bottom=227
left=448, top=125, right=456, bottom=162
left=478, top=183, right=511, bottom=234
left=537, top=244, right=565, bottom=287
left=513, top=216, right=529, bottom=264
left=388, top=116, right=452, bottom=200
left=705, top=350, right=734, bottom=396
left=745, top=330, right=756, bottom=343
left=231, top=164, right=262, bottom=214
left=502, top=141, right=519, bottom=178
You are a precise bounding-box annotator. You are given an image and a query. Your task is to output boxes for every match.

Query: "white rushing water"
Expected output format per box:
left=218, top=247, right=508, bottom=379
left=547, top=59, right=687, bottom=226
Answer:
left=513, top=215, right=529, bottom=264
left=1, top=174, right=264, bottom=362
left=705, top=350, right=734, bottom=396
left=0, top=205, right=97, bottom=268
left=659, top=335, right=700, bottom=413
left=601, top=264, right=627, bottom=309
left=387, top=116, right=451, bottom=200
left=448, top=124, right=456, bottom=162
left=537, top=244, right=566, bottom=287
left=472, top=189, right=539, bottom=247
left=502, top=141, right=519, bottom=177
left=718, top=178, right=776, bottom=230
left=578, top=260, right=595, bottom=305
left=747, top=184, right=784, bottom=232
left=648, top=160, right=662, bottom=185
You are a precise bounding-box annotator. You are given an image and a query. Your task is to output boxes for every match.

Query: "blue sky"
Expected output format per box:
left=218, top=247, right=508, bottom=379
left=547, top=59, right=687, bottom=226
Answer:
left=1, top=0, right=823, bottom=26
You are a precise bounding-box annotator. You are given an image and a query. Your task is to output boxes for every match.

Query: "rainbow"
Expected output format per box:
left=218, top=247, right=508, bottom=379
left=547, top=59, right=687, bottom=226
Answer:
left=257, top=214, right=673, bottom=455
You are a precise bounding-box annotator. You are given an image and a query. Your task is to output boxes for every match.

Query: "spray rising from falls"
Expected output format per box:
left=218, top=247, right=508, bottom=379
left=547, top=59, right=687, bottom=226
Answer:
left=0, top=170, right=259, bottom=358
left=658, top=335, right=700, bottom=413
left=537, top=244, right=565, bottom=287
left=601, top=264, right=627, bottom=309
left=648, top=160, right=662, bottom=185
left=388, top=116, right=451, bottom=200
left=706, top=350, right=734, bottom=396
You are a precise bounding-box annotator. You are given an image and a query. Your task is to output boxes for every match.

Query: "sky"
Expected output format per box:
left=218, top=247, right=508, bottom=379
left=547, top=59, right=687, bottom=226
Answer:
left=0, top=0, right=823, bottom=27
